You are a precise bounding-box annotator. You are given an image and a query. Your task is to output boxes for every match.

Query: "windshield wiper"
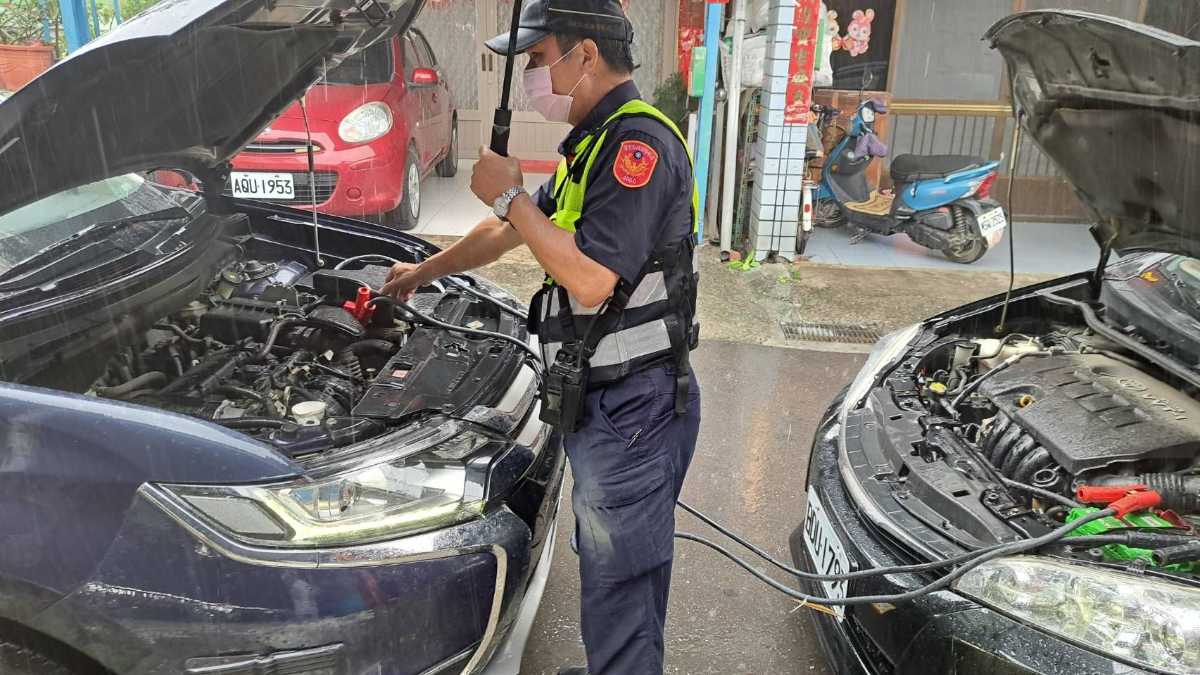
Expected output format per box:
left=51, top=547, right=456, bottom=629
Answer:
left=0, top=206, right=191, bottom=288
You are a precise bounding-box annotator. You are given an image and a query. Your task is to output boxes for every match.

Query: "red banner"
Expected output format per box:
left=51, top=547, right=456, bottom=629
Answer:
left=784, top=0, right=822, bottom=125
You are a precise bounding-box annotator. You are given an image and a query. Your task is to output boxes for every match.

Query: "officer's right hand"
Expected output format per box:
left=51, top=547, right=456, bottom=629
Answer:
left=381, top=262, right=424, bottom=302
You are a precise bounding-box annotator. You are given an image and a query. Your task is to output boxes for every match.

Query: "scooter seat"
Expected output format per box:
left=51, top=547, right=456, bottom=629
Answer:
left=890, top=154, right=986, bottom=183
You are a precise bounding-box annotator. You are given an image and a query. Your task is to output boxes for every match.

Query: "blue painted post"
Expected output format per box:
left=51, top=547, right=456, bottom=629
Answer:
left=88, top=0, right=101, bottom=38
left=693, top=0, right=724, bottom=238
left=112, top=0, right=122, bottom=24
left=39, top=0, right=52, bottom=43
left=59, top=0, right=91, bottom=52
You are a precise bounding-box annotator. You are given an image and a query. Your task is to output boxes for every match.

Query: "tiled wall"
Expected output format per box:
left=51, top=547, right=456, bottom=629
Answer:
left=749, top=0, right=806, bottom=260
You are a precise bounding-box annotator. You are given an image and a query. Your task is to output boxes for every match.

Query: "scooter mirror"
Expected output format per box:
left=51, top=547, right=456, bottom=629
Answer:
left=861, top=106, right=876, bottom=124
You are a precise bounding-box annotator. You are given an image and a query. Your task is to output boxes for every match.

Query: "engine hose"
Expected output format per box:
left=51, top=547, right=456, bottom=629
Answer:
left=257, top=319, right=305, bottom=360
left=336, top=349, right=363, bottom=380
left=153, top=322, right=206, bottom=345
left=368, top=295, right=543, bottom=373
left=347, top=339, right=395, bottom=359
left=212, top=385, right=271, bottom=409
left=94, top=371, right=168, bottom=398
left=947, top=348, right=1060, bottom=415
left=213, top=417, right=292, bottom=430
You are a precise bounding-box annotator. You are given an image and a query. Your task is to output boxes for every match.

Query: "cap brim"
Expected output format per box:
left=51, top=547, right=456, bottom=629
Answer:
left=484, top=26, right=551, bottom=55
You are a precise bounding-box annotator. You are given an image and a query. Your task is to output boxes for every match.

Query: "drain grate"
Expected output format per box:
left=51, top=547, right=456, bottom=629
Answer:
left=780, top=321, right=882, bottom=344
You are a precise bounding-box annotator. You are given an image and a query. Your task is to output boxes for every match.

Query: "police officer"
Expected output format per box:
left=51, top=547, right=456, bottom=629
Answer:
left=382, top=2, right=700, bottom=672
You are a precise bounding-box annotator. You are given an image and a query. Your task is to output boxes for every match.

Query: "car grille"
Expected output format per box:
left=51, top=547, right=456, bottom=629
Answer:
left=243, top=139, right=323, bottom=153
left=292, top=171, right=339, bottom=204
left=222, top=171, right=339, bottom=205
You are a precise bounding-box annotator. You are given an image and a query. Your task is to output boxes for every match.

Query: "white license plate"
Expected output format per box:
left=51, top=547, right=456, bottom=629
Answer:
left=803, top=487, right=853, bottom=620
left=977, top=207, right=1008, bottom=237
left=230, top=172, right=295, bottom=200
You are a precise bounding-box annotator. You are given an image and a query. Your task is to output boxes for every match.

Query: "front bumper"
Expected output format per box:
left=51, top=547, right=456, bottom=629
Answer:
left=789, top=405, right=1155, bottom=675
left=36, top=405, right=564, bottom=675
left=231, top=134, right=406, bottom=217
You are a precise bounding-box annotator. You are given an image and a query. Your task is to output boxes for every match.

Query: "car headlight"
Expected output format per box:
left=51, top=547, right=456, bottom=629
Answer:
left=338, top=101, right=393, bottom=144
left=839, top=322, right=921, bottom=423
left=954, top=556, right=1200, bottom=673
left=160, top=419, right=509, bottom=547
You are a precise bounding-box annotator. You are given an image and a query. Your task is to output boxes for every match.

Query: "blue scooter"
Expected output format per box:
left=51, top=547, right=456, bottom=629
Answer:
left=812, top=99, right=1007, bottom=263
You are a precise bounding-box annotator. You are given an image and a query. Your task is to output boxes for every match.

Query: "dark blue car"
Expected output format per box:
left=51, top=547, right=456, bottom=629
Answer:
left=0, top=1, right=563, bottom=673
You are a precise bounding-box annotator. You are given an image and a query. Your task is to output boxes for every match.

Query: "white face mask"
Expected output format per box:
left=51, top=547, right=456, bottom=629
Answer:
left=522, top=44, right=587, bottom=123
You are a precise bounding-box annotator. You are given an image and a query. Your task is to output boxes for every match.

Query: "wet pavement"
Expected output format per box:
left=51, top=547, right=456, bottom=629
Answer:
left=518, top=340, right=867, bottom=674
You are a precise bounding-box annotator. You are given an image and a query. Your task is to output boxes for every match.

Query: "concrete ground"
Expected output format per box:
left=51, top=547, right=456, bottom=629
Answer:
left=519, top=341, right=865, bottom=674
left=802, top=219, right=1098, bottom=274
left=424, top=234, right=1057, bottom=351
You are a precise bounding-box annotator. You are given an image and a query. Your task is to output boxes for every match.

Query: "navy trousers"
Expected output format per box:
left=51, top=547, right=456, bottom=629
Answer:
left=564, top=364, right=701, bottom=675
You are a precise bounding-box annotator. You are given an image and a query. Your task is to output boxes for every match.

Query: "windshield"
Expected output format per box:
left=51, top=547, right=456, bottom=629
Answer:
left=322, top=39, right=394, bottom=85
left=0, top=174, right=177, bottom=273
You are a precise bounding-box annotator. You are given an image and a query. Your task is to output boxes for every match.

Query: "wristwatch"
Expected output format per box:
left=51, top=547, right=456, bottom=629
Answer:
left=492, top=186, right=527, bottom=222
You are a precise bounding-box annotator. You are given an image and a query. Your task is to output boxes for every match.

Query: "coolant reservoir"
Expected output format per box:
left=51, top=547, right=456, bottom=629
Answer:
left=974, top=337, right=1041, bottom=371
left=291, top=400, right=327, bottom=426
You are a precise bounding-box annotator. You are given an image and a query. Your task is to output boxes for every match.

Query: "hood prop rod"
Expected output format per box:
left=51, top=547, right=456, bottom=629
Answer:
left=1091, top=231, right=1115, bottom=297
left=995, top=118, right=1022, bottom=334
left=300, top=94, right=324, bottom=267
left=489, top=0, right=525, bottom=155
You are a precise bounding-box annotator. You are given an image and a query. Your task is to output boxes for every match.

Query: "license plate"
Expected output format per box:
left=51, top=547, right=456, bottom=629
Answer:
left=229, top=172, right=295, bottom=200
left=803, top=487, right=853, bottom=620
left=976, top=207, right=1008, bottom=237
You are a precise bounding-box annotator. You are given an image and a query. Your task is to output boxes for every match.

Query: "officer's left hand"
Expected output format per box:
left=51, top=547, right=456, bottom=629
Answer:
left=471, top=147, right=524, bottom=206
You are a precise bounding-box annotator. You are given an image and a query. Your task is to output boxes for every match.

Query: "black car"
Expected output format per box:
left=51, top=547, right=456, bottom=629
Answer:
left=0, top=1, right=563, bottom=673
left=790, top=11, right=1200, bottom=675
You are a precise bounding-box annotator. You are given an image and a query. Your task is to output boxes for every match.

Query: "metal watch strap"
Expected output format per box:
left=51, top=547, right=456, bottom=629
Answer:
left=495, top=186, right=526, bottom=221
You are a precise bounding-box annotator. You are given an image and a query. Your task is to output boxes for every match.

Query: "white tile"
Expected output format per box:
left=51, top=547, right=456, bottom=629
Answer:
left=764, top=109, right=785, bottom=126
left=754, top=202, right=776, bottom=220
left=784, top=158, right=806, bottom=174
left=768, top=40, right=791, bottom=61
left=782, top=189, right=800, bottom=206
left=784, top=173, right=804, bottom=190
left=764, top=141, right=782, bottom=159
left=757, top=189, right=778, bottom=206
left=759, top=174, right=779, bottom=191
left=780, top=205, right=800, bottom=222
left=780, top=236, right=796, bottom=254
left=759, top=157, right=780, bottom=174
left=764, top=125, right=783, bottom=143
left=785, top=142, right=808, bottom=160
left=765, top=58, right=791, bottom=78
left=756, top=234, right=775, bottom=253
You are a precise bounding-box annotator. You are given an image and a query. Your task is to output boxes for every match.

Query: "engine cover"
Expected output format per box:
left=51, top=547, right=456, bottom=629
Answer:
left=978, top=353, right=1200, bottom=474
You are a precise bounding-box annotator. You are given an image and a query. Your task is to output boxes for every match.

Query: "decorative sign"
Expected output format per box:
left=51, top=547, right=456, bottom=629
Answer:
left=784, top=0, right=822, bottom=125
left=824, top=1, right=896, bottom=90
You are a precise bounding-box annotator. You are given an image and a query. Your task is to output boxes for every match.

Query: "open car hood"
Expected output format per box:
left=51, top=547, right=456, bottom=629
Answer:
left=0, top=0, right=423, bottom=217
left=987, top=11, right=1200, bottom=258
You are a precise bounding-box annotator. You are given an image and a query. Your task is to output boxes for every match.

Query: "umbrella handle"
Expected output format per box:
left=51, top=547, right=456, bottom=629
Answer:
left=490, top=0, right=525, bottom=156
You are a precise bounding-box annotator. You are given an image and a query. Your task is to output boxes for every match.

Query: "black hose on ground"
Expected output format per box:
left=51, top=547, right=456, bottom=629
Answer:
left=94, top=371, right=168, bottom=398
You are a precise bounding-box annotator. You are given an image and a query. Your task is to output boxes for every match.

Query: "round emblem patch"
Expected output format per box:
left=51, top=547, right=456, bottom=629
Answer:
left=613, top=140, right=659, bottom=188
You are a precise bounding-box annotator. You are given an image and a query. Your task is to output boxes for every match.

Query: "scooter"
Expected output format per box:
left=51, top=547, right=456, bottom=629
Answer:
left=812, top=99, right=1007, bottom=264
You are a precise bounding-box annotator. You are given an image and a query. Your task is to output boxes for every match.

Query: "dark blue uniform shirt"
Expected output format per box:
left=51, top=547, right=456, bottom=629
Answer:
left=533, top=81, right=693, bottom=286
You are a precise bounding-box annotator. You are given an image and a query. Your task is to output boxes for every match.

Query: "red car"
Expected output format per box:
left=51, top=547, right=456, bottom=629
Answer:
left=229, top=28, right=456, bottom=229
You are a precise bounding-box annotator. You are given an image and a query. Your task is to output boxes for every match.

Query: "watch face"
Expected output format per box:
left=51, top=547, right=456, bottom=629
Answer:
left=493, top=195, right=508, bottom=217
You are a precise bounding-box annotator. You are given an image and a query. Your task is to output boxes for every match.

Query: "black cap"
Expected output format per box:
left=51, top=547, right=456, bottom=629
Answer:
left=485, top=0, right=634, bottom=56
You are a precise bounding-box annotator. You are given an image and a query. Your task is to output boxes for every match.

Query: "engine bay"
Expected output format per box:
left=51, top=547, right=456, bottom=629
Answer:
left=858, top=280, right=1200, bottom=580
left=81, top=254, right=525, bottom=458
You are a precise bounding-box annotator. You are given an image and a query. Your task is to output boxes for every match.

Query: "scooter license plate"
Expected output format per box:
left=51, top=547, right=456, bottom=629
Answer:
left=802, top=487, right=853, bottom=620
left=977, top=208, right=1008, bottom=237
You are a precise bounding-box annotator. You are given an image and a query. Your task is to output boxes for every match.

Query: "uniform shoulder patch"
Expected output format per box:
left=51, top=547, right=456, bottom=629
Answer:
left=613, top=140, right=659, bottom=188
